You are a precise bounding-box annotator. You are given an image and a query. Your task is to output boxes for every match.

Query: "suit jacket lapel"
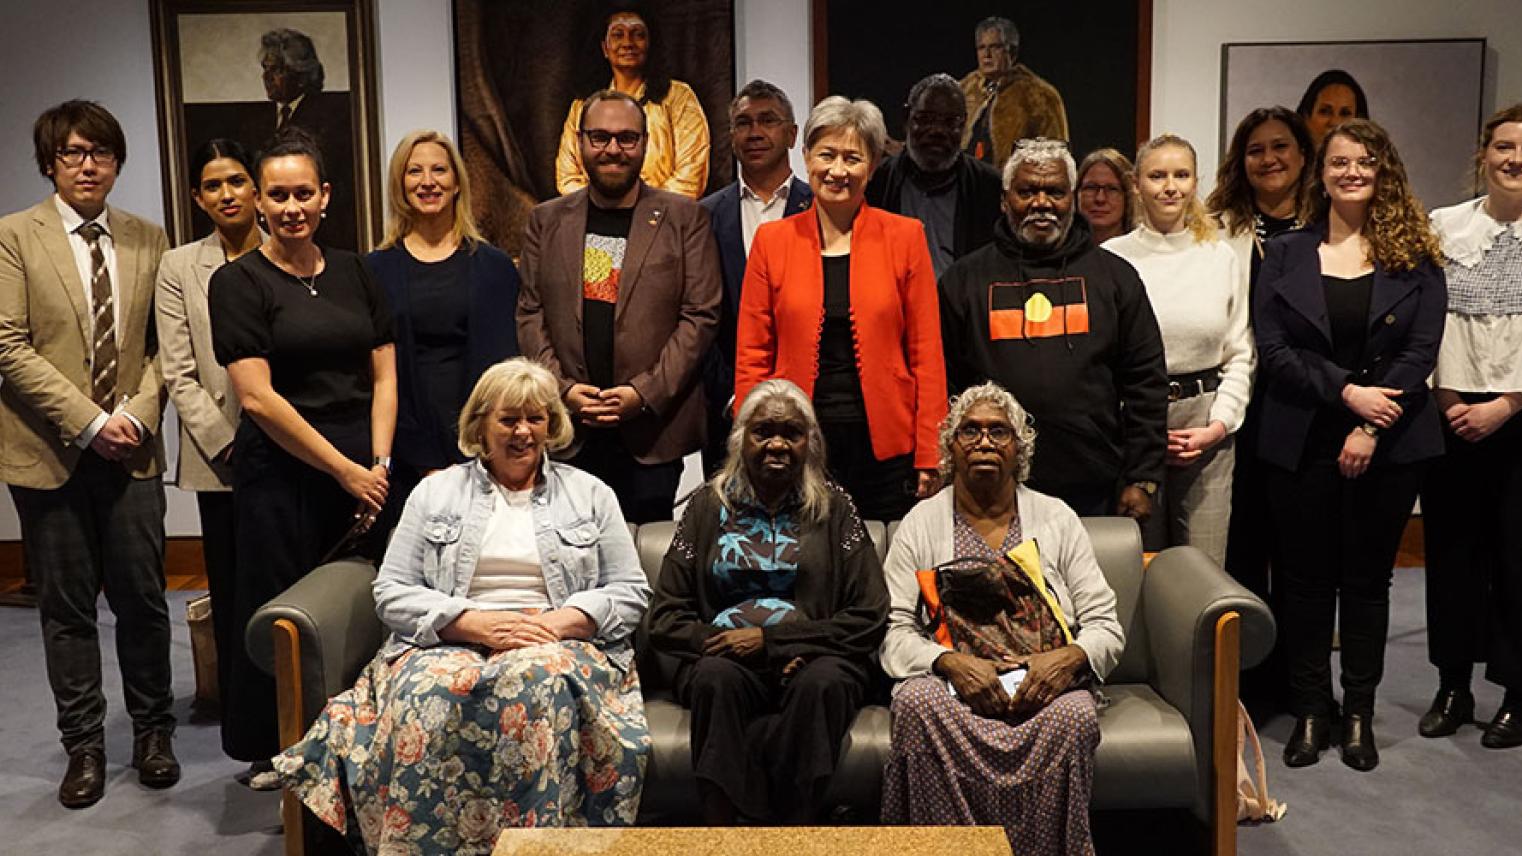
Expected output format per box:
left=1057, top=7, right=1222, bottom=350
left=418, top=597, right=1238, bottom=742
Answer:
left=614, top=184, right=662, bottom=322
left=30, top=202, right=91, bottom=344
left=784, top=177, right=814, bottom=217
left=716, top=185, right=745, bottom=301
left=1277, top=234, right=1333, bottom=347
left=113, top=210, right=144, bottom=354
left=559, top=192, right=590, bottom=328
left=1367, top=266, right=1417, bottom=331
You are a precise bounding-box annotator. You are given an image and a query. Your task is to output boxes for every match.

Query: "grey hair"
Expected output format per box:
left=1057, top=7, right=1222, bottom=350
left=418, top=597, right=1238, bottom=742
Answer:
left=260, top=28, right=325, bottom=94
left=906, top=73, right=964, bottom=114
left=975, top=16, right=1020, bottom=60
left=1002, top=137, right=1077, bottom=190
left=803, top=96, right=887, bottom=166
left=732, top=79, right=795, bottom=124
left=937, top=382, right=1037, bottom=484
left=711, top=380, right=832, bottom=524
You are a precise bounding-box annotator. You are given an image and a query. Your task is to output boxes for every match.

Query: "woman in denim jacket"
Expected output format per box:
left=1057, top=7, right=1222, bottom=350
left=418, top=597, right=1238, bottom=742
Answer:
left=276, top=357, right=651, bottom=854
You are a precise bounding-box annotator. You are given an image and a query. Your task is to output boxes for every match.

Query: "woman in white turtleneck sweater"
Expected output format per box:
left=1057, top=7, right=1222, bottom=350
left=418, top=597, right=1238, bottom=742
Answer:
left=1104, top=134, right=1254, bottom=564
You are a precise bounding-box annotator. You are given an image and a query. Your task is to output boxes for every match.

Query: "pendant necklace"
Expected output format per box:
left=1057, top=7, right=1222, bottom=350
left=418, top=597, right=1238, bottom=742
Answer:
left=294, top=271, right=318, bottom=297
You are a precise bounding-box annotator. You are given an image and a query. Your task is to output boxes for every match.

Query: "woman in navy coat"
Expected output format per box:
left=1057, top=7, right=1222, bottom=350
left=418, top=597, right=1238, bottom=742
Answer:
left=1254, top=119, right=1445, bottom=772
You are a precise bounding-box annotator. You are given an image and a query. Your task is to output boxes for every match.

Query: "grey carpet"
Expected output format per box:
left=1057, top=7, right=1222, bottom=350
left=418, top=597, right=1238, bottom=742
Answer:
left=1, top=572, right=1518, bottom=854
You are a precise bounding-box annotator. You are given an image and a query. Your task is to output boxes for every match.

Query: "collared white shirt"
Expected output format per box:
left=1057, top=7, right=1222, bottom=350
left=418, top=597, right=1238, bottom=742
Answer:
left=53, top=194, right=136, bottom=447
left=739, top=173, right=794, bottom=254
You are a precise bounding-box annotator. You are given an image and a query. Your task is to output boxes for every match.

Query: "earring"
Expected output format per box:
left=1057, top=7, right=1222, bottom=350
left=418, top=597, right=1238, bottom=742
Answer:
left=321, top=211, right=327, bottom=219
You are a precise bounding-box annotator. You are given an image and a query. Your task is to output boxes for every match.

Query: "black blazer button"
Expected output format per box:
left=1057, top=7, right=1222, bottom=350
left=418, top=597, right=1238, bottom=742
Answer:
left=1385, top=314, right=1396, bottom=325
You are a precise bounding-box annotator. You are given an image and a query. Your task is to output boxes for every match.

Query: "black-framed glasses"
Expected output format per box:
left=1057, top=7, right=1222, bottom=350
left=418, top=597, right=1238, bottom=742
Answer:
left=1327, top=155, right=1378, bottom=173
left=955, top=423, right=1015, bottom=447
left=581, top=129, right=644, bottom=151
left=55, top=146, right=117, bottom=168
left=733, top=114, right=788, bottom=132
left=1078, top=182, right=1124, bottom=198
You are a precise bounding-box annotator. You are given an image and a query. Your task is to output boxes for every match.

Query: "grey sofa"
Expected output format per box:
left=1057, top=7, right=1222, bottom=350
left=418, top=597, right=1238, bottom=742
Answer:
left=249, top=516, right=1272, bottom=856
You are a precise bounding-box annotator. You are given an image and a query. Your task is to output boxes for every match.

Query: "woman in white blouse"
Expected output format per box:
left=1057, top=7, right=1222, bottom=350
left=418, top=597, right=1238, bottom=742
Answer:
left=1420, top=103, right=1522, bottom=750
left=1104, top=134, right=1253, bottom=564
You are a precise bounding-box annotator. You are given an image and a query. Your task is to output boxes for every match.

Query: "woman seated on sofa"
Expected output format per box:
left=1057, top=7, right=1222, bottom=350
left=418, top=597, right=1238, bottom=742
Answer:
left=878, top=381, right=1125, bottom=854
left=274, top=357, right=651, bottom=853
left=647, top=379, right=889, bottom=824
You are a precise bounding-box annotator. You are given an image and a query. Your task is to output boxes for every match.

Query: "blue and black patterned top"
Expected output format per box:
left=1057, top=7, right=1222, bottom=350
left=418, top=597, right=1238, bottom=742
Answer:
left=710, top=496, right=802, bottom=629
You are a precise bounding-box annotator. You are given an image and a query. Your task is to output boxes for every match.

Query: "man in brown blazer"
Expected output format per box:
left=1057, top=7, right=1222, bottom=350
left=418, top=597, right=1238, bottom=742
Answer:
left=518, top=89, right=720, bottom=522
left=0, top=101, right=177, bottom=808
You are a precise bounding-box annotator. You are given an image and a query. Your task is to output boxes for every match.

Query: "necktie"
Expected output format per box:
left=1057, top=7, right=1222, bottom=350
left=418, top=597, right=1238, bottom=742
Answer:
left=278, top=104, right=292, bottom=130
left=76, top=222, right=117, bottom=411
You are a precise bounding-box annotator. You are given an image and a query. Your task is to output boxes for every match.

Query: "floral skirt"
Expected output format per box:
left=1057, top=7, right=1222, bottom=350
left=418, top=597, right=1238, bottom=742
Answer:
left=274, top=641, right=650, bottom=855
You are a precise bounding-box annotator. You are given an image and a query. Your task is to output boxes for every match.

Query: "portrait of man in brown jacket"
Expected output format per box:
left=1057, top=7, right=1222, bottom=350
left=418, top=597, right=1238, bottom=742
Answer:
left=960, top=16, right=1069, bottom=165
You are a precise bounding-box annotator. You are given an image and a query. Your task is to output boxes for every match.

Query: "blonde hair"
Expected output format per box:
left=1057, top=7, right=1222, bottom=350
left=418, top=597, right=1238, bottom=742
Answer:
left=457, top=358, right=574, bottom=459
left=711, top=380, right=832, bottom=524
left=378, top=130, right=485, bottom=251
left=1133, top=134, right=1216, bottom=243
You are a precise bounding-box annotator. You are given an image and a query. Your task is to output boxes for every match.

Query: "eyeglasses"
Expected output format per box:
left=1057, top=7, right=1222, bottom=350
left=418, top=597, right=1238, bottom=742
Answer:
left=55, top=146, right=117, bottom=168
left=955, top=423, right=1015, bottom=447
left=733, top=114, right=788, bottom=132
left=1327, top=155, right=1379, bottom=173
left=1078, top=183, right=1124, bottom=198
left=580, top=130, right=644, bottom=151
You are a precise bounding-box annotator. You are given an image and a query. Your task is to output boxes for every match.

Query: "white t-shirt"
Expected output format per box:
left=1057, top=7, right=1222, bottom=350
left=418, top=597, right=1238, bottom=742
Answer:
left=466, top=485, right=551, bottom=610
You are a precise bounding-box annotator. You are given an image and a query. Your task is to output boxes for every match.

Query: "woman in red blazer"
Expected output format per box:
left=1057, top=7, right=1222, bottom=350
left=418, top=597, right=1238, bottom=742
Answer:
left=736, top=96, right=947, bottom=520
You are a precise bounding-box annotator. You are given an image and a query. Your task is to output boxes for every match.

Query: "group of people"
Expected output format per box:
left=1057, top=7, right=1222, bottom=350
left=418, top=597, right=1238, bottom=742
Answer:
left=1, top=12, right=1519, bottom=856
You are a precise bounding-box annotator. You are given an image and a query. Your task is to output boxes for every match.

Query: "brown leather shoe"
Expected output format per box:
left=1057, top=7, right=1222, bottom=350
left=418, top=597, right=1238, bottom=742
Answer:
left=132, top=731, right=181, bottom=788
left=59, top=749, right=106, bottom=809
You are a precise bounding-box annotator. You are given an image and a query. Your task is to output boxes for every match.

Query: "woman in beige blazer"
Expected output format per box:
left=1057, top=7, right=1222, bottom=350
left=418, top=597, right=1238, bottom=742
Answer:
left=153, top=138, right=263, bottom=777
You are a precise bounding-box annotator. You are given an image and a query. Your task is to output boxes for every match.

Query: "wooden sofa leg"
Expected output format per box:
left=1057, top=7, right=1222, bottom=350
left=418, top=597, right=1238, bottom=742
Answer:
left=1211, top=611, right=1241, bottom=856
left=273, top=618, right=307, bottom=856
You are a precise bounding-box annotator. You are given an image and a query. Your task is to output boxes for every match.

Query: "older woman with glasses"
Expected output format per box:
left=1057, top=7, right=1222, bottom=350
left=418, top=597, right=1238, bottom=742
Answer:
left=878, top=381, right=1123, bottom=854
left=736, top=95, right=947, bottom=521
left=647, top=379, right=888, bottom=824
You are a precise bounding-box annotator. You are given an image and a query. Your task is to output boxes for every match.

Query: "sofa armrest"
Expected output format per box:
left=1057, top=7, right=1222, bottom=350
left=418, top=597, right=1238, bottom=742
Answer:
left=1141, top=544, right=1275, bottom=820
left=246, top=558, right=385, bottom=732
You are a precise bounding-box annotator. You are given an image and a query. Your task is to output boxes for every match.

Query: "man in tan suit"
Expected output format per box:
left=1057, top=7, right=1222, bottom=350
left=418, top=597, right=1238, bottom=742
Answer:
left=518, top=89, right=720, bottom=522
left=0, top=101, right=177, bottom=808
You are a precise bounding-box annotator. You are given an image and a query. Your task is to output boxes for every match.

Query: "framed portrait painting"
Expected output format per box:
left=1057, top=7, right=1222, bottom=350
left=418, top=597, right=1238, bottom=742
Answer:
left=454, top=0, right=737, bottom=254
left=1221, top=39, right=1487, bottom=210
left=150, top=0, right=383, bottom=252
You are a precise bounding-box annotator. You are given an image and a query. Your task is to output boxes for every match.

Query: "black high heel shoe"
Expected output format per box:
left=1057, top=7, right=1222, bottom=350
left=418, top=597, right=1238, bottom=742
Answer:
left=1283, top=714, right=1335, bottom=767
left=1418, top=688, right=1474, bottom=738
left=1341, top=714, right=1379, bottom=771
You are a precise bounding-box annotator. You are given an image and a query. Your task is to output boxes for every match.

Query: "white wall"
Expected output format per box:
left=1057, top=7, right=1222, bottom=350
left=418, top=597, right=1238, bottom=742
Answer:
left=1152, top=0, right=1520, bottom=196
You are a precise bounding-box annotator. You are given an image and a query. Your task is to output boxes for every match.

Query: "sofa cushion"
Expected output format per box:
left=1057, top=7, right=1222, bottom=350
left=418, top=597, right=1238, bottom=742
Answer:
left=1091, top=683, right=1197, bottom=809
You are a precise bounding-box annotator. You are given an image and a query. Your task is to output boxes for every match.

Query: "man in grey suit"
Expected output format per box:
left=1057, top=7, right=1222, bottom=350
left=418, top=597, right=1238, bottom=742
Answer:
left=517, top=89, right=720, bottom=523
left=0, top=101, right=178, bottom=808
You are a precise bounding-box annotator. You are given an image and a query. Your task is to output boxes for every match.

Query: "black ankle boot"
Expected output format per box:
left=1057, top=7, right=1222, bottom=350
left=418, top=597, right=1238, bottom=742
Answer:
left=1283, top=714, right=1335, bottom=767
left=1418, top=688, right=1475, bottom=737
left=1341, top=714, right=1379, bottom=771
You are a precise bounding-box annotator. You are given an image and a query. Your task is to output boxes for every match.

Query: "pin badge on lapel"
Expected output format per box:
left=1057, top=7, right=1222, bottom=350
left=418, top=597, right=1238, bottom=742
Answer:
left=648, top=209, right=662, bottom=227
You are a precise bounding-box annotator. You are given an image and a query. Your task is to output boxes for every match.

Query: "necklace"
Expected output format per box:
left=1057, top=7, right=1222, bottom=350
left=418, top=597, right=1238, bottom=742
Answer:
left=293, top=271, right=318, bottom=297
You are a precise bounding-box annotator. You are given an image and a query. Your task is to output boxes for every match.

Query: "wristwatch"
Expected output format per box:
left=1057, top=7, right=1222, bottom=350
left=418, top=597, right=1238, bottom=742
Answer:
left=1358, top=423, right=1380, bottom=437
left=373, top=455, right=393, bottom=473
left=1131, top=480, right=1159, bottom=497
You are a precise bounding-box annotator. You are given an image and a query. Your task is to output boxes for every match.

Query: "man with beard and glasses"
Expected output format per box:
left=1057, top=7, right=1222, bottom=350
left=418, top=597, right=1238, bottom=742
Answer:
left=867, top=74, right=1003, bottom=279
left=699, top=80, right=814, bottom=476
left=518, top=90, right=720, bottom=522
left=937, top=137, right=1168, bottom=523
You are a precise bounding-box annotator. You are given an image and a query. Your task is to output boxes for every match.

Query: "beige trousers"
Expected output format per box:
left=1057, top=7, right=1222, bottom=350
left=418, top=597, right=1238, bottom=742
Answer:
left=1158, top=391, right=1235, bottom=566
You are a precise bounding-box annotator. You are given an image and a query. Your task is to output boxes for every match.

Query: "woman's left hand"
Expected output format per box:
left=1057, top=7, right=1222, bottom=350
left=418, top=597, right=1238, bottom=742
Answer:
left=1450, top=397, right=1518, bottom=443
left=915, top=469, right=942, bottom=499
left=1009, top=646, right=1088, bottom=713
left=1166, top=422, right=1227, bottom=466
left=1338, top=428, right=1377, bottom=479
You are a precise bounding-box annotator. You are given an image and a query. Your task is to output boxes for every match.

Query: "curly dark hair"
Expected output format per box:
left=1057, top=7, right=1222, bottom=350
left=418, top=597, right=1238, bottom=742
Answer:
left=573, top=2, right=671, bottom=105
left=1303, top=119, right=1440, bottom=272
left=1207, top=107, right=1314, bottom=236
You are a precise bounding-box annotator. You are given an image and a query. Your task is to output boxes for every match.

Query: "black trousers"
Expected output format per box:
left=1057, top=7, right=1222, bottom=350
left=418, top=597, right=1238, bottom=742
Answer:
left=195, top=491, right=237, bottom=729
left=820, top=419, right=916, bottom=522
left=676, top=654, right=868, bottom=821
left=9, top=452, right=173, bottom=755
left=1265, top=457, right=1425, bottom=717
left=1224, top=403, right=1286, bottom=705
left=567, top=428, right=681, bottom=524
left=224, top=419, right=368, bottom=761
left=1422, top=397, right=1522, bottom=691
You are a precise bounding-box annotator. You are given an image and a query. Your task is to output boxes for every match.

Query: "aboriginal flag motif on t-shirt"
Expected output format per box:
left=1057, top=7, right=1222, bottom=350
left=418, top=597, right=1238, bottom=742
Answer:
left=583, top=233, right=627, bottom=304
left=987, top=276, right=1091, bottom=340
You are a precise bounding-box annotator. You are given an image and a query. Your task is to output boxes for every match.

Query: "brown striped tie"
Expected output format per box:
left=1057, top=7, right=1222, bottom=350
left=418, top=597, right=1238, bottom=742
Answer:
left=76, top=222, right=117, bottom=411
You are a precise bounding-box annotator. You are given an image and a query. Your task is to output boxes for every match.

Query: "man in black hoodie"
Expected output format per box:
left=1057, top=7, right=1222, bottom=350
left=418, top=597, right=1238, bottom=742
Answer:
left=938, top=137, right=1168, bottom=522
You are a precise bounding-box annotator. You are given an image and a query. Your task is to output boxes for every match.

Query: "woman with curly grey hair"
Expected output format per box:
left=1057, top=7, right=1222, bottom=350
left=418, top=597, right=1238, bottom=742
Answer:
left=648, top=379, right=888, bottom=824
left=878, top=381, right=1123, bottom=852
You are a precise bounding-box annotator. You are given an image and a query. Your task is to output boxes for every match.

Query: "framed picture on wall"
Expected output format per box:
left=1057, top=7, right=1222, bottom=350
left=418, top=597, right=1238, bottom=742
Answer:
left=149, top=0, right=383, bottom=252
left=454, top=0, right=737, bottom=255
left=1221, top=39, right=1487, bottom=210
left=813, top=0, right=1153, bottom=168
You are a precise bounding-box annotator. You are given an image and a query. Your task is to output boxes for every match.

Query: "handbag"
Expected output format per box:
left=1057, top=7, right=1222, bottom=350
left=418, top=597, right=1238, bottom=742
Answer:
left=914, top=538, right=1074, bottom=662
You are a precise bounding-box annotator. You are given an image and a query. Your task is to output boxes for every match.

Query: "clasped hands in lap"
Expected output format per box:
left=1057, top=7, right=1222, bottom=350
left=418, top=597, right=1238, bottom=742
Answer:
left=442, top=607, right=593, bottom=651
left=936, top=645, right=1088, bottom=719
left=703, top=627, right=807, bottom=679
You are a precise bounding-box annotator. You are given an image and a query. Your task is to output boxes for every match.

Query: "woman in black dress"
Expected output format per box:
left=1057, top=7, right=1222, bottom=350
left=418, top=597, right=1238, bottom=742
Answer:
left=1255, top=119, right=1445, bottom=771
left=209, top=129, right=396, bottom=773
left=367, top=130, right=518, bottom=521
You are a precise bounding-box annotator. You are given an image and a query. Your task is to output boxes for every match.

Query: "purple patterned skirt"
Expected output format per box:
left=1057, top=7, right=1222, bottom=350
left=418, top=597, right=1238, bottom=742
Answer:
left=881, top=677, right=1099, bottom=855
